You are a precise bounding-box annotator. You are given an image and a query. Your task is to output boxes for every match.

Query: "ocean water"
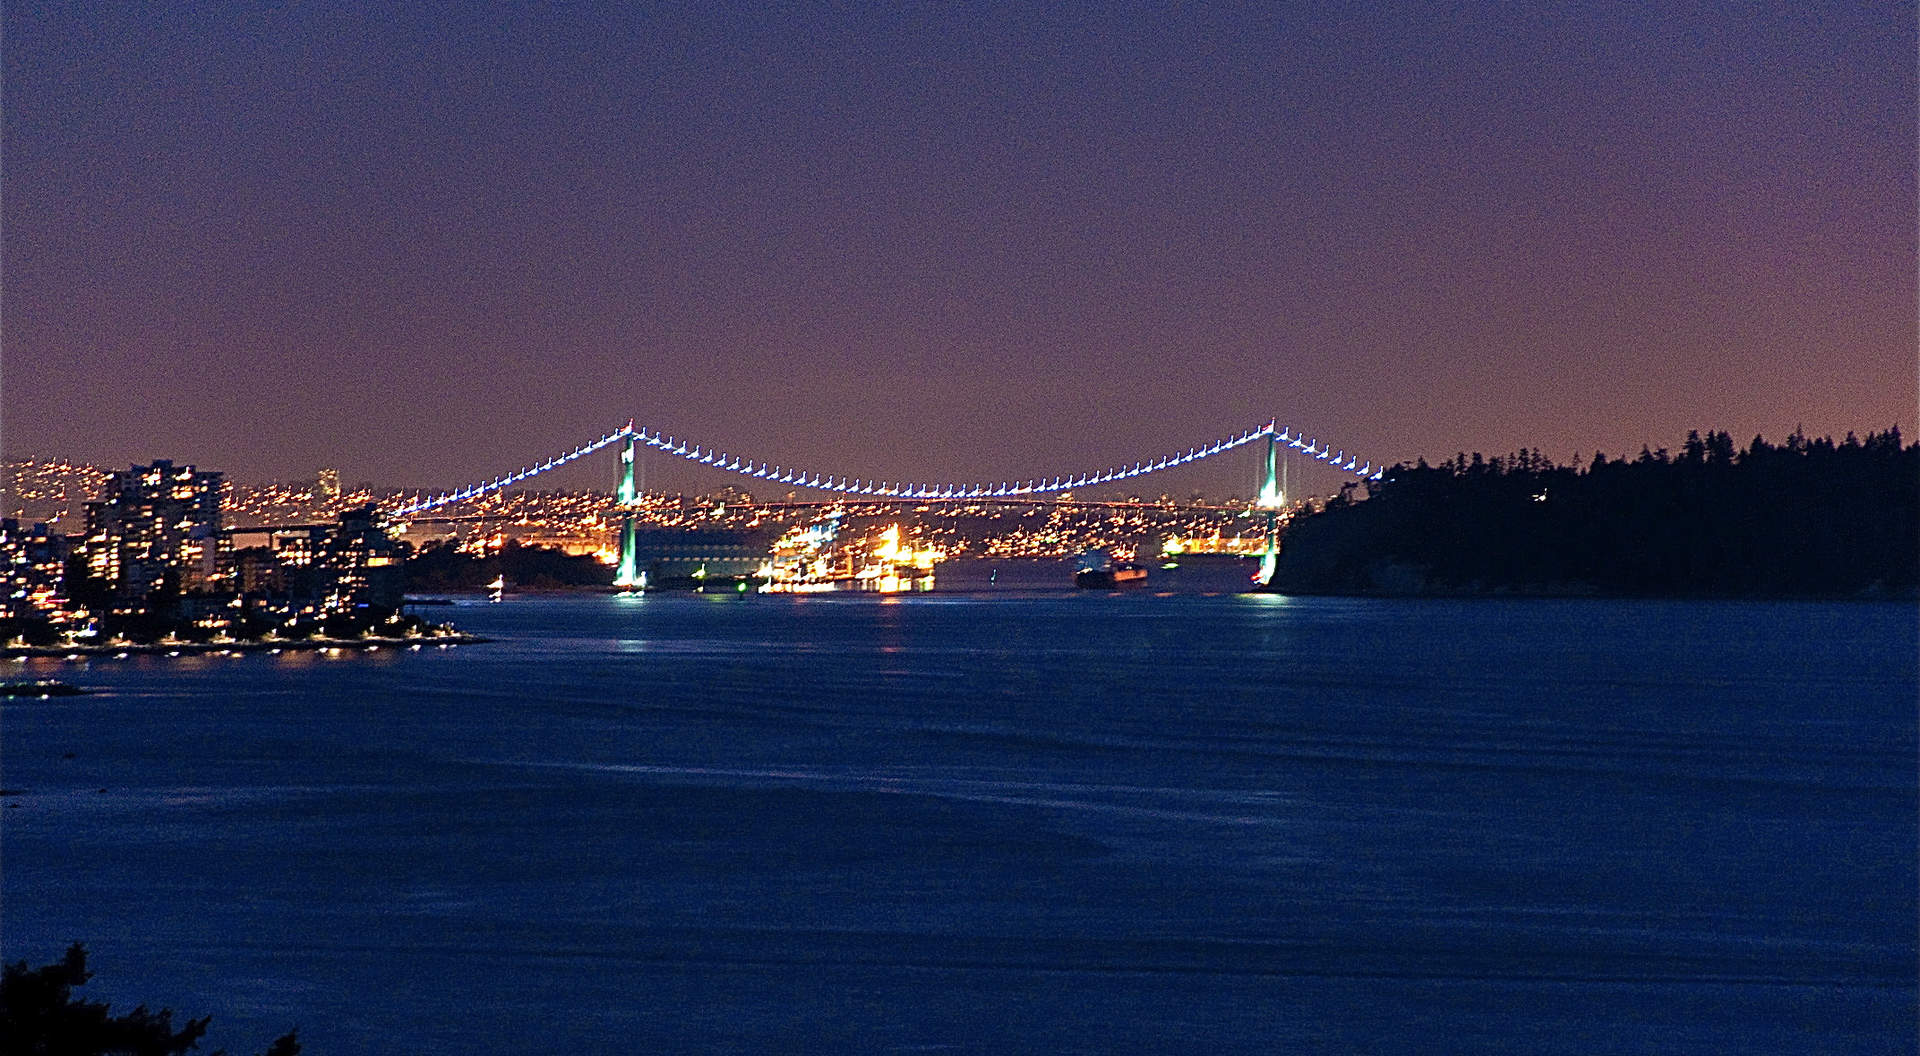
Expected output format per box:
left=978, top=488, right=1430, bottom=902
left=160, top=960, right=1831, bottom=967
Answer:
left=4, top=587, right=1915, bottom=1054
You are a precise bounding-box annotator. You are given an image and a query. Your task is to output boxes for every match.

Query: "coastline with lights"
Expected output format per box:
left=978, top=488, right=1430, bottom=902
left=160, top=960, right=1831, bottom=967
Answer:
left=3, top=627, right=488, bottom=661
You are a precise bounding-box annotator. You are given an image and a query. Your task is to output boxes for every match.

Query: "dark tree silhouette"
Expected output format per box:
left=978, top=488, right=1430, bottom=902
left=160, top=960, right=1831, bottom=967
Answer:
left=1272, top=429, right=1918, bottom=597
left=0, top=944, right=298, bottom=1056
left=403, top=539, right=613, bottom=591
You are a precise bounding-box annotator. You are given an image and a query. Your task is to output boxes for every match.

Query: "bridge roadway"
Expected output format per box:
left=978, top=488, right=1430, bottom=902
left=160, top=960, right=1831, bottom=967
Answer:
left=223, top=496, right=1274, bottom=535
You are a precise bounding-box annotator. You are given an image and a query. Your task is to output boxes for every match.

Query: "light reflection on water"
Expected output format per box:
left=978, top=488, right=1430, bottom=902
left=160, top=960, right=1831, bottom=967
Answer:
left=2, top=593, right=1914, bottom=1055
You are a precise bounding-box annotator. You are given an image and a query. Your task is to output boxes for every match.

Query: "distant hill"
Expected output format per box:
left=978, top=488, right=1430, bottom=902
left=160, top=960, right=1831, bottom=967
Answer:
left=1272, top=429, right=1917, bottom=599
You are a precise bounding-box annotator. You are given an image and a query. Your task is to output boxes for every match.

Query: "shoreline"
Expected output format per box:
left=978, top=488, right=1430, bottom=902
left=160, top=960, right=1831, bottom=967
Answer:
left=3, top=633, right=491, bottom=661
left=1257, top=584, right=1920, bottom=602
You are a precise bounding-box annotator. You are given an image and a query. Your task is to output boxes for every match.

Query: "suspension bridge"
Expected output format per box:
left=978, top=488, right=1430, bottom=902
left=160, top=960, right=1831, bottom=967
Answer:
left=382, top=419, right=1391, bottom=588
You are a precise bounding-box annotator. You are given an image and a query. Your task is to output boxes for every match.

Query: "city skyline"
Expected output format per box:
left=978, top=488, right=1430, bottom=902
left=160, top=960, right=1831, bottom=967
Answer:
left=5, top=3, right=1914, bottom=493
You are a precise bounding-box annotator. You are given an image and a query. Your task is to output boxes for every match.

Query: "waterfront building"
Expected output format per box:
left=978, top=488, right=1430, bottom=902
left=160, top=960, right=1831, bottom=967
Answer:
left=231, top=545, right=291, bottom=595
left=82, top=461, right=225, bottom=599
left=271, top=526, right=327, bottom=568
left=316, top=505, right=404, bottom=611
left=0, top=518, right=72, bottom=620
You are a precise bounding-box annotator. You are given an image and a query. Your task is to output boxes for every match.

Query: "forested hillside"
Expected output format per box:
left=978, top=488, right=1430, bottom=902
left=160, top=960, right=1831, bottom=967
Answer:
left=1273, top=429, right=1917, bottom=598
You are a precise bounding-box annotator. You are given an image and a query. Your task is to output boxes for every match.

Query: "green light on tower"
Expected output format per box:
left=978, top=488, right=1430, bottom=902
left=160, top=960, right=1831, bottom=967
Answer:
left=616, top=437, right=637, bottom=506
left=614, top=428, right=643, bottom=589
left=1254, top=426, right=1281, bottom=587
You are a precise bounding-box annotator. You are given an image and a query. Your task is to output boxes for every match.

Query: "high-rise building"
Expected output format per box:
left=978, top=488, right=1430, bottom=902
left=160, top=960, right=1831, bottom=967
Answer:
left=83, top=460, right=225, bottom=599
left=317, top=505, right=403, bottom=611
left=0, top=518, right=72, bottom=619
left=316, top=468, right=341, bottom=504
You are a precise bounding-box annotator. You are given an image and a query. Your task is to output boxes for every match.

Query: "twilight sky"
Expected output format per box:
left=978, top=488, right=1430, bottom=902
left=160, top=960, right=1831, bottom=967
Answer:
left=5, top=2, right=1914, bottom=496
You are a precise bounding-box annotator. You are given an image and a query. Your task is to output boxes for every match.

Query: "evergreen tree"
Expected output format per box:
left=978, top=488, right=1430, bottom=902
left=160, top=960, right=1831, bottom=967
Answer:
left=0, top=945, right=299, bottom=1056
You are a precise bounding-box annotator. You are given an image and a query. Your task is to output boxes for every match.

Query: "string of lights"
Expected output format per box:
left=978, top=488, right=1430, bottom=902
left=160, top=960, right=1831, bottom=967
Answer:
left=390, top=421, right=1386, bottom=516
left=389, top=427, right=633, bottom=516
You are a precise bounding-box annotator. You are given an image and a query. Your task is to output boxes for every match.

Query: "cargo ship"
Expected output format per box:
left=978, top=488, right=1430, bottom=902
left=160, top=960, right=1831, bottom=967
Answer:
left=760, top=520, right=941, bottom=593
left=1073, top=549, right=1148, bottom=589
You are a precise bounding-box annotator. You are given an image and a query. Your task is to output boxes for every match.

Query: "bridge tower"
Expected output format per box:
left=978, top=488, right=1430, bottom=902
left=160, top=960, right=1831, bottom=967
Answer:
left=614, top=427, right=642, bottom=589
left=1254, top=426, right=1283, bottom=586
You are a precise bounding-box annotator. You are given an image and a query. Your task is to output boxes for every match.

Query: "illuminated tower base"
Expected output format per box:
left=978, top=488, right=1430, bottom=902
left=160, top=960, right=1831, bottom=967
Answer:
left=616, top=515, right=641, bottom=588
left=614, top=428, right=644, bottom=589
left=1254, top=426, right=1282, bottom=587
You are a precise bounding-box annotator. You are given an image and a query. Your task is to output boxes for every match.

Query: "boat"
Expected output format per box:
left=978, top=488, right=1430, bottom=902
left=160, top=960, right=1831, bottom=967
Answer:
left=761, top=521, right=940, bottom=593
left=1073, top=549, right=1148, bottom=589
left=853, top=525, right=940, bottom=592
left=1075, top=564, right=1148, bottom=588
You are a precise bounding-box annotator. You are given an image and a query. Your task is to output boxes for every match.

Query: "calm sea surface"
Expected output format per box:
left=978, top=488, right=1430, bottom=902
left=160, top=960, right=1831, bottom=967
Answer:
left=4, top=582, right=1915, bottom=1054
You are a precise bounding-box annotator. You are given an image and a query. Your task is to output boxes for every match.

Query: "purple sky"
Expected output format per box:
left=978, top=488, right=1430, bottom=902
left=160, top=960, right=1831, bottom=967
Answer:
left=6, top=3, right=1914, bottom=497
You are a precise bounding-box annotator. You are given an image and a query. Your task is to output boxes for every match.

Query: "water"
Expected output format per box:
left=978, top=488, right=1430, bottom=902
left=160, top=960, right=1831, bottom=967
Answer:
left=4, top=590, right=1914, bottom=1054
